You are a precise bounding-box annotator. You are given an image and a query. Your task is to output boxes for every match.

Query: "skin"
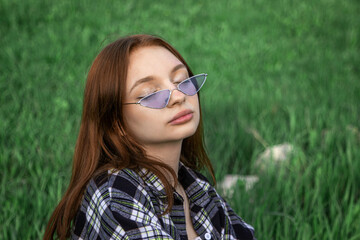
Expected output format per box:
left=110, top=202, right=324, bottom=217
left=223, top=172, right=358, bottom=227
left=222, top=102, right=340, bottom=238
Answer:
left=123, top=45, right=200, bottom=175
left=122, top=46, right=200, bottom=239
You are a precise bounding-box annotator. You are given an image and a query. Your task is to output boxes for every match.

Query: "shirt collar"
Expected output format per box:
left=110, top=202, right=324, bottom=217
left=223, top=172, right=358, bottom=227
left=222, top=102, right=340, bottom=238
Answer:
left=139, top=162, right=211, bottom=207
left=178, top=162, right=211, bottom=207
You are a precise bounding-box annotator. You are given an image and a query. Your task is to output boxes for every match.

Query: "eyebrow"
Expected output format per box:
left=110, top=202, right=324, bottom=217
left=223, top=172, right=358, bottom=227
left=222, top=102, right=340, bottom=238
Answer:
left=129, top=63, right=186, bottom=93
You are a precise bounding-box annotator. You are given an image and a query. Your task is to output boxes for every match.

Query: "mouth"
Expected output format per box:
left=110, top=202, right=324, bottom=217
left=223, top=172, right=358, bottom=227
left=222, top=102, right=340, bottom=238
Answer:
left=169, top=109, right=194, bottom=125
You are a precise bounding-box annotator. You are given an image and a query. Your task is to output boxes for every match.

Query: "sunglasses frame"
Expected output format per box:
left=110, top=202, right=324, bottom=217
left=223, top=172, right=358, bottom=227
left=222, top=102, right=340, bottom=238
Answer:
left=123, top=73, right=207, bottom=109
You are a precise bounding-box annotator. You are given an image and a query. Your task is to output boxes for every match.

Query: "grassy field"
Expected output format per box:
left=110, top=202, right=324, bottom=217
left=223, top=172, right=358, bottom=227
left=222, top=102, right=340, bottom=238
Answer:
left=1, top=0, right=359, bottom=239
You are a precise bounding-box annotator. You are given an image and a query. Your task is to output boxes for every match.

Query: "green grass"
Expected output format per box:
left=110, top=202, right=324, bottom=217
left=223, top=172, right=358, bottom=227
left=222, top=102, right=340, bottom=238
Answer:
left=1, top=0, right=359, bottom=239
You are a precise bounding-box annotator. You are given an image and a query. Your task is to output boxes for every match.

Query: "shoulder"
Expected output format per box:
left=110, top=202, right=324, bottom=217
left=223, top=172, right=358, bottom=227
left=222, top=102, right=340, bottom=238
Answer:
left=72, top=168, right=159, bottom=238
left=106, top=168, right=146, bottom=197
left=76, top=168, right=148, bottom=217
left=191, top=168, right=211, bottom=183
left=82, top=168, right=150, bottom=209
left=178, top=162, right=211, bottom=185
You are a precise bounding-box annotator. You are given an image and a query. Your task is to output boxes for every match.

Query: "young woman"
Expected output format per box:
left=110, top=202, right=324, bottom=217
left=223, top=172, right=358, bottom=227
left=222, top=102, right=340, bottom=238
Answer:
left=44, top=34, right=255, bottom=240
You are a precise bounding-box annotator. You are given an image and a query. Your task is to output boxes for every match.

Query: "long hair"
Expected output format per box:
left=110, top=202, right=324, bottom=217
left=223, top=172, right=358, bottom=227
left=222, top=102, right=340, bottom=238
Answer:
left=43, top=34, right=215, bottom=239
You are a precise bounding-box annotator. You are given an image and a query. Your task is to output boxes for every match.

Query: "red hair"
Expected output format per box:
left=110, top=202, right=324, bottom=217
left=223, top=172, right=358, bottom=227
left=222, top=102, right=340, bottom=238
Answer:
left=43, top=34, right=215, bottom=239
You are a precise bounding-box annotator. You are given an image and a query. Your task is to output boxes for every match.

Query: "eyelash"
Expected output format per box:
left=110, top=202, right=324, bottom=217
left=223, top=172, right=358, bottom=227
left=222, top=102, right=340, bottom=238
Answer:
left=173, top=80, right=182, bottom=84
left=174, top=76, right=188, bottom=84
left=138, top=90, right=157, bottom=99
left=136, top=76, right=189, bottom=99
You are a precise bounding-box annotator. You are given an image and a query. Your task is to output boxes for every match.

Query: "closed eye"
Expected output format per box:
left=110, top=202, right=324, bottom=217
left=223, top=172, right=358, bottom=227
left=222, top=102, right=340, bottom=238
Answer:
left=137, top=90, right=158, bottom=99
left=174, top=77, right=189, bottom=85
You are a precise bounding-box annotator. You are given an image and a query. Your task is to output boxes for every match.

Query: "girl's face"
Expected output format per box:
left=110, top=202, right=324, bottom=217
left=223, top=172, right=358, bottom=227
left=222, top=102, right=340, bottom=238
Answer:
left=122, top=46, right=200, bottom=147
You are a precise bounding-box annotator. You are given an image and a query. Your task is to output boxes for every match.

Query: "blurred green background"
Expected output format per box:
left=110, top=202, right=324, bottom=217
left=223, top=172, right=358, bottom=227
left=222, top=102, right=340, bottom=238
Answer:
left=1, top=0, right=359, bottom=239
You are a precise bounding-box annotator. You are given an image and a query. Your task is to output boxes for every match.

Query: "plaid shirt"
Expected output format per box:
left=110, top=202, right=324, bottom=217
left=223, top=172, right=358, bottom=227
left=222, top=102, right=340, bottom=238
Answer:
left=71, top=163, right=256, bottom=240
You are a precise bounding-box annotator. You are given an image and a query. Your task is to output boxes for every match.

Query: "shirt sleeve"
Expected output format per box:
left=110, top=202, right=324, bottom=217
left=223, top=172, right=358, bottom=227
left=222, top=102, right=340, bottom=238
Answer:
left=71, top=173, right=174, bottom=240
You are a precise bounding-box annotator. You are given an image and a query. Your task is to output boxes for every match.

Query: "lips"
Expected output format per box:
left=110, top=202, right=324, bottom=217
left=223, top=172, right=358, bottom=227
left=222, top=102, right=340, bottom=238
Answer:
left=169, top=109, right=194, bottom=124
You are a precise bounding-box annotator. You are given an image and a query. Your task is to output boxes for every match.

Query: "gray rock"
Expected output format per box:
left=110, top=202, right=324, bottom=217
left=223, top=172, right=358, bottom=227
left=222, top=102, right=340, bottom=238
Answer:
left=255, top=143, right=296, bottom=171
left=218, top=174, right=259, bottom=197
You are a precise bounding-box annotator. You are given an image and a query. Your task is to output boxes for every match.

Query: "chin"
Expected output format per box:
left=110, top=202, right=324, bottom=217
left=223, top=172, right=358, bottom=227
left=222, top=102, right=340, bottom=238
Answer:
left=174, top=124, right=198, bottom=140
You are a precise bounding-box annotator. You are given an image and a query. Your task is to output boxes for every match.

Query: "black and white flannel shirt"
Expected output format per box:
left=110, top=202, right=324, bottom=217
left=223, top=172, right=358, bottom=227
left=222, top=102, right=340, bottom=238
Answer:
left=71, top=162, right=256, bottom=239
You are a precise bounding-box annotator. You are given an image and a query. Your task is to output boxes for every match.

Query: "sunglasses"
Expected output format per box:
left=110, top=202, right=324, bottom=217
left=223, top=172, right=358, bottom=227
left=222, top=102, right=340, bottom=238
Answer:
left=123, top=73, right=207, bottom=109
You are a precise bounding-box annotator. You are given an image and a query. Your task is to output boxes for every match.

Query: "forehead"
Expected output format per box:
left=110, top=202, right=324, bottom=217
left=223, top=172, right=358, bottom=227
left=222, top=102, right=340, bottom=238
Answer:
left=126, top=46, right=184, bottom=85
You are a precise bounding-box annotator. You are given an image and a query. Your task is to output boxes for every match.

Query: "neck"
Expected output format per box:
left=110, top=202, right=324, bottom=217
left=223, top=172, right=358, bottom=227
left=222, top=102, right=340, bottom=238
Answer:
left=144, top=140, right=183, bottom=178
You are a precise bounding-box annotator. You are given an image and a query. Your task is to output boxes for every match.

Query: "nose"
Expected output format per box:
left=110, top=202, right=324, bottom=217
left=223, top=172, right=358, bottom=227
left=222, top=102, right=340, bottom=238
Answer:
left=167, top=88, right=186, bottom=108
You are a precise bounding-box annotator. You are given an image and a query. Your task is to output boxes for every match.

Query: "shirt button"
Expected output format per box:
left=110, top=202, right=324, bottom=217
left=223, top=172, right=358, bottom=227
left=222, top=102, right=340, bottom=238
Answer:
left=194, top=237, right=202, bottom=240
left=205, top=232, right=211, bottom=239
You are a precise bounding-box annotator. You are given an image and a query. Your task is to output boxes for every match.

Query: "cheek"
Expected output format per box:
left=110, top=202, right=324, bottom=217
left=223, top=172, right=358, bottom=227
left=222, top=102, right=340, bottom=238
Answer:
left=123, top=109, right=159, bottom=139
left=188, top=96, right=201, bottom=128
left=191, top=95, right=200, bottom=115
left=194, top=109, right=200, bottom=130
left=124, top=110, right=145, bottom=130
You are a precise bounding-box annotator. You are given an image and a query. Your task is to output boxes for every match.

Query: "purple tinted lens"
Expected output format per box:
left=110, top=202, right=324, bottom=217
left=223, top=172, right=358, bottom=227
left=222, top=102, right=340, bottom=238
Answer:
left=140, top=89, right=170, bottom=109
left=178, top=75, right=205, bottom=96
